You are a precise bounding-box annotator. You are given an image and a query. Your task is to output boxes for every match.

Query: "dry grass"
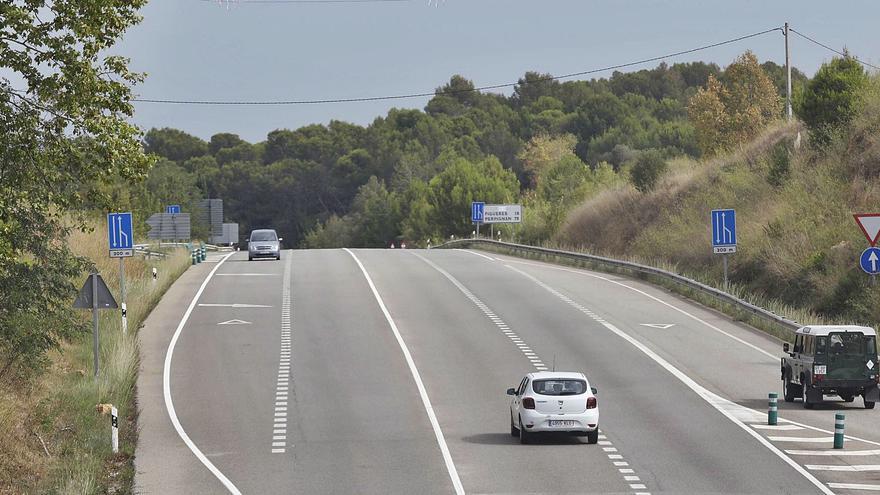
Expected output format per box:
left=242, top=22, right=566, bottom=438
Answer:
left=0, top=222, right=191, bottom=494
left=557, top=111, right=880, bottom=327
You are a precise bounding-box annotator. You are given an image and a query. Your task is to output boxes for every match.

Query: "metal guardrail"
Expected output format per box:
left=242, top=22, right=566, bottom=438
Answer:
left=436, top=238, right=801, bottom=334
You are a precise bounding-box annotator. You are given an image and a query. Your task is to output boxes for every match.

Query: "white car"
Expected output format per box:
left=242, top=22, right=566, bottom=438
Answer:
left=507, top=371, right=599, bottom=444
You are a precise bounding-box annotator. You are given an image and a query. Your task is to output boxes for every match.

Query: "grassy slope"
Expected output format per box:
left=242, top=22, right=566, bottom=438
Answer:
left=0, top=224, right=191, bottom=494
left=558, top=92, right=880, bottom=327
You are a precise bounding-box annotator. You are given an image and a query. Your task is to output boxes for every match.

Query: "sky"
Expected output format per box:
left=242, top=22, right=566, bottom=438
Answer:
left=115, top=0, right=880, bottom=142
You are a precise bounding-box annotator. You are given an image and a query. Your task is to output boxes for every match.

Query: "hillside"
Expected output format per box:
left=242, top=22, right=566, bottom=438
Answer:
left=558, top=84, right=880, bottom=325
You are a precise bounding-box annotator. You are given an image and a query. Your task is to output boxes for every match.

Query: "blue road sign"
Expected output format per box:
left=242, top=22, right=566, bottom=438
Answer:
left=108, top=212, right=133, bottom=258
left=860, top=247, right=880, bottom=274
left=711, top=209, right=737, bottom=249
left=471, top=201, right=485, bottom=223
left=166, top=205, right=181, bottom=214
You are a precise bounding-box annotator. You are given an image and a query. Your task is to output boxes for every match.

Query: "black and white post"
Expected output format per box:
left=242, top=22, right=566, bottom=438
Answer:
left=119, top=257, right=127, bottom=334
left=111, top=405, right=119, bottom=453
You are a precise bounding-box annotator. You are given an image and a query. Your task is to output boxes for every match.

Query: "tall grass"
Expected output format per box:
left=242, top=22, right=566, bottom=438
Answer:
left=0, top=223, right=191, bottom=494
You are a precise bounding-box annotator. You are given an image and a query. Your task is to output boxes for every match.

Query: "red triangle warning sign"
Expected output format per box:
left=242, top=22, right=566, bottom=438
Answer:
left=854, top=214, right=880, bottom=246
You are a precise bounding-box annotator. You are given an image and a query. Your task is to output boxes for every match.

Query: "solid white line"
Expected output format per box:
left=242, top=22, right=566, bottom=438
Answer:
left=506, top=265, right=834, bottom=495
left=828, top=483, right=880, bottom=491
left=456, top=249, right=496, bottom=261
left=163, top=252, right=241, bottom=495
left=344, top=249, right=464, bottom=495
left=787, top=449, right=880, bottom=456
left=768, top=436, right=834, bottom=443
left=807, top=465, right=880, bottom=472
left=503, top=258, right=777, bottom=360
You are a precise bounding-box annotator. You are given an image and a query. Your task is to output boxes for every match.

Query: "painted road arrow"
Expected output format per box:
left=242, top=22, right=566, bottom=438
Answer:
left=640, top=324, right=676, bottom=329
left=218, top=319, right=252, bottom=325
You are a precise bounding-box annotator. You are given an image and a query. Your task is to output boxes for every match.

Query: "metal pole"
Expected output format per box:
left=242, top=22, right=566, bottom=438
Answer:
left=768, top=392, right=778, bottom=425
left=119, top=258, right=127, bottom=334
left=92, top=272, right=99, bottom=378
left=834, top=413, right=845, bottom=449
left=490, top=224, right=494, bottom=239
left=476, top=223, right=480, bottom=238
left=785, top=22, right=792, bottom=121
left=723, top=254, right=729, bottom=290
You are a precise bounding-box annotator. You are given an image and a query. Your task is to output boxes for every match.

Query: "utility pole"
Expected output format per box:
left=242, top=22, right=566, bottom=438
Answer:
left=785, top=22, right=792, bottom=121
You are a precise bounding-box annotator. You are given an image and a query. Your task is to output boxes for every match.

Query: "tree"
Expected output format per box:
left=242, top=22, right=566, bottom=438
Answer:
left=144, top=128, right=208, bottom=161
left=796, top=55, right=869, bottom=145
left=688, top=51, right=781, bottom=155
left=630, top=149, right=668, bottom=192
left=517, top=134, right=578, bottom=188
left=0, top=1, right=152, bottom=377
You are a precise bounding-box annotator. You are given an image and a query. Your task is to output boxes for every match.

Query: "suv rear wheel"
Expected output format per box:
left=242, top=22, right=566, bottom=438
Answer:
left=865, top=396, right=876, bottom=409
left=783, top=374, right=799, bottom=403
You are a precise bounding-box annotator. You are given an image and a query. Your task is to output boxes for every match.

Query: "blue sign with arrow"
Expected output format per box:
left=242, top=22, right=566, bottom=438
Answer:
left=711, top=209, right=737, bottom=253
left=166, top=205, right=181, bottom=214
left=107, top=212, right=133, bottom=258
left=860, top=247, right=880, bottom=275
left=471, top=201, right=485, bottom=223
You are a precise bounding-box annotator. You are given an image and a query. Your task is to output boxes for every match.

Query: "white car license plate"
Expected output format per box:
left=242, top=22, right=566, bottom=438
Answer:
left=549, top=420, right=577, bottom=427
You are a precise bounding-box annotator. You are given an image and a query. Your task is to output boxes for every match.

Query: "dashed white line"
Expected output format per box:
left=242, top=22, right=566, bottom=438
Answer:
left=270, top=254, right=293, bottom=454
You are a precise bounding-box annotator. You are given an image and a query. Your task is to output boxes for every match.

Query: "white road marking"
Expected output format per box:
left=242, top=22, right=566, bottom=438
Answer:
left=198, top=303, right=272, bottom=308
left=163, top=252, right=241, bottom=495
left=807, top=465, right=880, bottom=472
left=217, top=319, right=252, bottom=325
left=620, top=468, right=635, bottom=473
left=216, top=273, right=278, bottom=276
left=608, top=454, right=623, bottom=459
left=768, top=436, right=834, bottom=443
left=456, top=249, right=496, bottom=261
left=787, top=449, right=880, bottom=456
left=751, top=424, right=803, bottom=431
left=640, top=323, right=675, bottom=329
left=345, top=249, right=464, bottom=495
left=624, top=476, right=641, bottom=481
left=503, top=258, right=777, bottom=360
left=603, top=447, right=618, bottom=452
left=505, top=264, right=834, bottom=495
left=271, top=254, right=293, bottom=454
left=630, top=484, right=647, bottom=490
left=828, top=483, right=880, bottom=491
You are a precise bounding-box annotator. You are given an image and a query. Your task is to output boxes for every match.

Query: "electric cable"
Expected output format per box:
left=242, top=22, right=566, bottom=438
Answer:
left=132, top=26, right=783, bottom=105
left=789, top=28, right=879, bottom=71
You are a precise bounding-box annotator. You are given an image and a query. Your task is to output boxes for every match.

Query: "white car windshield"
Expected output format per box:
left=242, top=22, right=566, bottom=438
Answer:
left=251, top=231, right=277, bottom=241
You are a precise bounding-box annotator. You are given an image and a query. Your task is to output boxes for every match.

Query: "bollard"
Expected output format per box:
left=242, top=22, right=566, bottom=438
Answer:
left=768, top=392, right=778, bottom=425
left=152, top=267, right=158, bottom=281
left=111, top=406, right=119, bottom=453
left=834, top=413, right=845, bottom=449
left=200, top=245, right=206, bottom=262
left=191, top=249, right=197, bottom=265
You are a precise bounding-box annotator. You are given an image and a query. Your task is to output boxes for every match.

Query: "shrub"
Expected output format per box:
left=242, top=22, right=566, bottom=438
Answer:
left=630, top=150, right=668, bottom=192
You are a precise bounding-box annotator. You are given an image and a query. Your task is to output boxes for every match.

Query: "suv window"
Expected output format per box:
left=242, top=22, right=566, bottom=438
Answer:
left=829, top=333, right=868, bottom=357
left=532, top=379, right=587, bottom=396
left=250, top=231, right=277, bottom=241
left=518, top=378, right=529, bottom=396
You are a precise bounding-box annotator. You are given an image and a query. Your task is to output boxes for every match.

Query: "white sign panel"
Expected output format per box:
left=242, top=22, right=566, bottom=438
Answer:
left=483, top=204, right=522, bottom=223
left=713, top=246, right=737, bottom=254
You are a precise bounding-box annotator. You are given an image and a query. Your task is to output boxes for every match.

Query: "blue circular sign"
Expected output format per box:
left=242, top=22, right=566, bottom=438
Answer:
left=860, top=247, right=880, bottom=274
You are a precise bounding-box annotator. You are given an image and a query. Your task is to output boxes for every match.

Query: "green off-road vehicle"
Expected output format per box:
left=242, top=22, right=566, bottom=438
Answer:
left=782, top=325, right=880, bottom=409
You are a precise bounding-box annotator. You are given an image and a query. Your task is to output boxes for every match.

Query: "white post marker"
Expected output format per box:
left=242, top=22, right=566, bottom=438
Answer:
left=111, top=406, right=119, bottom=454
left=152, top=267, right=158, bottom=281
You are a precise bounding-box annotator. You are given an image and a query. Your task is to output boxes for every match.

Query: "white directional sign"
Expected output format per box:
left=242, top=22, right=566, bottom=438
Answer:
left=483, top=204, right=522, bottom=223
left=107, top=212, right=134, bottom=258
left=854, top=214, right=880, bottom=247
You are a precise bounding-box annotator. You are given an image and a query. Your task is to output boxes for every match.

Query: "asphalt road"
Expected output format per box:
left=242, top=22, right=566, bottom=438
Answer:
left=136, top=248, right=880, bottom=494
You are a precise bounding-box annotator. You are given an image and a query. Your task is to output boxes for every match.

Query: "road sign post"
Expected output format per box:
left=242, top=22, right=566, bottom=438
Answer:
left=711, top=209, right=737, bottom=289
left=73, top=272, right=118, bottom=377
left=108, top=213, right=133, bottom=334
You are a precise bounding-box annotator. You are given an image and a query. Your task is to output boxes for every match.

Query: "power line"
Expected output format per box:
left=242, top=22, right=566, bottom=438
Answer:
left=132, top=26, right=782, bottom=106
left=204, top=0, right=409, bottom=4
left=789, top=28, right=880, bottom=71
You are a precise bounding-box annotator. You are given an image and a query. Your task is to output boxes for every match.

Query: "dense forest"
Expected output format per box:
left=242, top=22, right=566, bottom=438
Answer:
left=140, top=58, right=807, bottom=248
